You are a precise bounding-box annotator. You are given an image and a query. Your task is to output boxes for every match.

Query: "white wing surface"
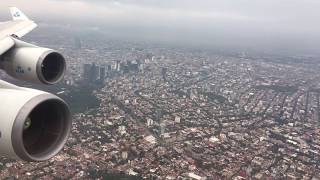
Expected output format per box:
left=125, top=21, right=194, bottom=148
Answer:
left=0, top=7, right=37, bottom=56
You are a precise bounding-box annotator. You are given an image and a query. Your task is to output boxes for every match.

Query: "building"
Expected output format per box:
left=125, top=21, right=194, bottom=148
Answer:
left=99, top=67, right=106, bottom=81
left=162, top=67, right=167, bottom=81
left=83, top=64, right=91, bottom=80
left=116, top=60, right=121, bottom=72
left=82, top=63, right=100, bottom=82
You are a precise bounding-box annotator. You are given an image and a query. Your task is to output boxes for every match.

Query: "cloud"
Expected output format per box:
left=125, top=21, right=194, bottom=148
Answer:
left=0, top=0, right=319, bottom=54
left=0, top=0, right=256, bottom=24
left=1, top=0, right=319, bottom=31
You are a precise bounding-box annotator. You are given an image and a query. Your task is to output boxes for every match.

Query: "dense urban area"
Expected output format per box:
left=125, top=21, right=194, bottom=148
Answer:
left=1, top=26, right=320, bottom=179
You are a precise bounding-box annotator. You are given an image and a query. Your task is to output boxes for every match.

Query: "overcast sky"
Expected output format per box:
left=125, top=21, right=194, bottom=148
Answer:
left=0, top=0, right=319, bottom=54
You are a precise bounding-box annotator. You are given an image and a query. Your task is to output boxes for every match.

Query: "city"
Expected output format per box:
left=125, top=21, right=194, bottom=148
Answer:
left=0, top=26, right=319, bottom=179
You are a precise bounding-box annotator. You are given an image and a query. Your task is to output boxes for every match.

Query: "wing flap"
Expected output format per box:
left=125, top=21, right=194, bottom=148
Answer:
left=0, top=20, right=37, bottom=39
left=13, top=21, right=37, bottom=38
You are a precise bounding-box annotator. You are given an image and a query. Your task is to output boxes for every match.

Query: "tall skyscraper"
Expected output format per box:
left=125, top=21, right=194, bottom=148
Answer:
left=156, top=110, right=165, bottom=137
left=99, top=67, right=106, bottom=81
left=90, top=63, right=99, bottom=81
left=162, top=67, right=168, bottom=81
left=83, top=64, right=91, bottom=81
left=116, top=60, right=121, bottom=72
left=83, top=63, right=100, bottom=82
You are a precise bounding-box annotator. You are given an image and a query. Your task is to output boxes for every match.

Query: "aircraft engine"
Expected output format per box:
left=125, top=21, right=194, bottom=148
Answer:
left=0, top=86, right=71, bottom=161
left=0, top=38, right=66, bottom=85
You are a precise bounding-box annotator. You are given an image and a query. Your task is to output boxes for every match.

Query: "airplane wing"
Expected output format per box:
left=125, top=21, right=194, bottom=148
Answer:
left=0, top=7, right=37, bottom=55
left=0, top=7, right=71, bottom=162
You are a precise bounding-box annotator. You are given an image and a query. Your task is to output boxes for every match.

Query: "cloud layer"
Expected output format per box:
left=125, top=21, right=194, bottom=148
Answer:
left=0, top=0, right=319, bottom=54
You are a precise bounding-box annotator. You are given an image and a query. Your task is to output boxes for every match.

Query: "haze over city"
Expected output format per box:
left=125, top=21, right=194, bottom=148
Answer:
left=1, top=0, right=319, bottom=54
left=0, top=1, right=320, bottom=179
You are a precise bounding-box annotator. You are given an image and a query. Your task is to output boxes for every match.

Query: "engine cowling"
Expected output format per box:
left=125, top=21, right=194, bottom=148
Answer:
left=0, top=87, right=71, bottom=161
left=0, top=39, right=66, bottom=85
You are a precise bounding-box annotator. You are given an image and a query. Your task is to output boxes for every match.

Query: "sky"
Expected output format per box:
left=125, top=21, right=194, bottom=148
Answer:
left=0, top=0, right=320, bottom=54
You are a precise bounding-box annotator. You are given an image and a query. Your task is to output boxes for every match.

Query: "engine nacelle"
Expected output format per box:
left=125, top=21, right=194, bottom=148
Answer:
left=0, top=39, right=66, bottom=85
left=0, top=87, right=71, bottom=161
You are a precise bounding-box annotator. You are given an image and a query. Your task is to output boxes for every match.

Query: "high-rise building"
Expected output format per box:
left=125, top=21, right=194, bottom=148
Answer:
left=116, top=60, right=121, bottom=72
left=83, top=63, right=99, bottom=82
left=83, top=64, right=91, bottom=80
left=136, top=59, right=141, bottom=65
left=156, top=110, right=165, bottom=137
left=90, top=63, right=99, bottom=81
left=147, top=118, right=154, bottom=127
left=127, top=60, right=139, bottom=72
left=99, top=67, right=106, bottom=81
left=162, top=67, right=168, bottom=81
left=146, top=53, right=153, bottom=60
left=121, top=62, right=129, bottom=74
left=139, top=64, right=144, bottom=73
left=160, top=123, right=166, bottom=138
